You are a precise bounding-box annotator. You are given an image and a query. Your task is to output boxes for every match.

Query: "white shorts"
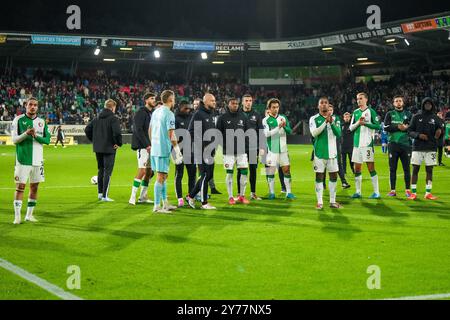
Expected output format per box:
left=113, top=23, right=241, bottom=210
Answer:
left=223, top=154, right=249, bottom=170
left=411, top=151, right=437, bottom=166
left=313, top=157, right=339, bottom=173
left=14, top=164, right=45, bottom=184
left=137, top=149, right=151, bottom=169
left=352, top=147, right=375, bottom=164
left=266, top=151, right=290, bottom=167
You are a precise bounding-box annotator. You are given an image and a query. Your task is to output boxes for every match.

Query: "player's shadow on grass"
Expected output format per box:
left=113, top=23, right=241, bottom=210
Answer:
left=40, top=201, right=101, bottom=220
left=318, top=212, right=362, bottom=240
left=402, top=201, right=450, bottom=219
left=0, top=233, right=94, bottom=258
left=360, top=200, right=409, bottom=219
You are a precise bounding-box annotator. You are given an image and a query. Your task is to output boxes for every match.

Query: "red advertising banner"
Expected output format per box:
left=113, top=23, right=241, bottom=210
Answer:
left=401, top=19, right=438, bottom=33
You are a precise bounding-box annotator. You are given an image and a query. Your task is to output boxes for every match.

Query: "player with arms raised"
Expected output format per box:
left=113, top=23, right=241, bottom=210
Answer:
left=349, top=92, right=381, bottom=199
left=11, top=97, right=50, bottom=224
left=309, top=97, right=343, bottom=209
left=262, top=98, right=296, bottom=200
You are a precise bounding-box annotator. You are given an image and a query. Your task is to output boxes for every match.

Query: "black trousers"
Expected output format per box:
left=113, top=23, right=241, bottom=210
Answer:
left=96, top=152, right=116, bottom=198
left=336, top=143, right=348, bottom=184
left=175, top=163, right=197, bottom=199
left=342, top=150, right=354, bottom=175
left=388, top=143, right=411, bottom=190
left=55, top=137, right=64, bottom=146
left=237, top=152, right=259, bottom=194
left=189, top=163, right=214, bottom=205
left=437, top=146, right=444, bottom=164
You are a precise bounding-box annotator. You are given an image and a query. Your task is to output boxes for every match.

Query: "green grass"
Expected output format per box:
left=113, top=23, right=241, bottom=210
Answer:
left=0, top=144, right=450, bottom=300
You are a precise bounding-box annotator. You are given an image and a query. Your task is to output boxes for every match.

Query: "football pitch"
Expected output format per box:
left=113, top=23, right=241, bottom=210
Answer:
left=0, top=144, right=449, bottom=300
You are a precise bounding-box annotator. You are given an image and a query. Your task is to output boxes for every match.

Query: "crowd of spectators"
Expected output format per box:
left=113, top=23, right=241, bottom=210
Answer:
left=1, top=68, right=449, bottom=134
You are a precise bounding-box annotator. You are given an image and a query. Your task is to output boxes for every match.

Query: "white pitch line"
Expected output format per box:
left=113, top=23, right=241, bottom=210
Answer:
left=0, top=258, right=83, bottom=300
left=384, top=292, right=450, bottom=300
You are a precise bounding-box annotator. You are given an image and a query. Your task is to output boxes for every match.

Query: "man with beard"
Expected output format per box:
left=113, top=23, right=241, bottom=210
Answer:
left=384, top=95, right=413, bottom=198
left=129, top=92, right=156, bottom=205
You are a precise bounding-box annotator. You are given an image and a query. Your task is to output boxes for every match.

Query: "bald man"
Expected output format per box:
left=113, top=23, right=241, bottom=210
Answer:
left=186, top=94, right=218, bottom=210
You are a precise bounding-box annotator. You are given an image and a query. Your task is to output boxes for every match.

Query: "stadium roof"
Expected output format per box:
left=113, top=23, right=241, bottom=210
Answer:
left=1, top=12, right=450, bottom=70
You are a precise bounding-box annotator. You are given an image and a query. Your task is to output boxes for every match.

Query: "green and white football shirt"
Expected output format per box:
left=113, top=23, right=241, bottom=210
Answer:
left=309, top=114, right=342, bottom=159
left=262, top=114, right=292, bottom=153
left=11, top=114, right=51, bottom=166
left=350, top=107, right=381, bottom=148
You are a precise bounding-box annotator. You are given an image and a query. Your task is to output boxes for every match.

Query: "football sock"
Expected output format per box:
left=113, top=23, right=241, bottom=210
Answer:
left=139, top=180, right=149, bottom=200
left=370, top=171, right=379, bottom=194
left=131, top=179, right=141, bottom=200
left=226, top=171, right=234, bottom=198
left=426, top=181, right=432, bottom=195
left=284, top=174, right=292, bottom=194
left=161, top=181, right=167, bottom=201
left=239, top=169, right=248, bottom=197
left=355, top=172, right=362, bottom=194
left=267, top=175, right=275, bottom=195
left=154, top=181, right=163, bottom=207
left=14, top=200, right=22, bottom=219
left=329, top=179, right=337, bottom=204
left=25, top=199, right=36, bottom=219
left=315, top=180, right=324, bottom=205
left=412, top=184, right=417, bottom=194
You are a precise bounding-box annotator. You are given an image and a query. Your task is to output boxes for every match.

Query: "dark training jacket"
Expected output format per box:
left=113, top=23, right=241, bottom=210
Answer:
left=188, top=104, right=217, bottom=162
left=131, top=106, right=152, bottom=151
left=408, top=98, right=443, bottom=152
left=85, top=108, right=123, bottom=154
left=216, top=109, right=248, bottom=155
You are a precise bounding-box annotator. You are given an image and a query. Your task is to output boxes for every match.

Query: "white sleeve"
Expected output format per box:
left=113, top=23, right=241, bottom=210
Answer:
left=11, top=118, right=28, bottom=144
left=309, top=118, right=327, bottom=138
left=263, top=118, right=280, bottom=138
left=349, top=114, right=360, bottom=132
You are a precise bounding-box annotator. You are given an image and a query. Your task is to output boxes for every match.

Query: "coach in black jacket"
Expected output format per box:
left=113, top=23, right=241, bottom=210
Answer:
left=85, top=99, right=123, bottom=202
left=187, top=94, right=218, bottom=209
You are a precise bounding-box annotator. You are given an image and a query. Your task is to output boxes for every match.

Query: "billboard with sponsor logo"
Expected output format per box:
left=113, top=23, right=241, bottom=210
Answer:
left=215, top=42, right=246, bottom=51
left=127, top=40, right=152, bottom=47
left=31, top=35, right=81, bottom=46
left=401, top=19, right=438, bottom=33
left=260, top=38, right=322, bottom=51
left=173, top=41, right=215, bottom=51
left=48, top=125, right=87, bottom=137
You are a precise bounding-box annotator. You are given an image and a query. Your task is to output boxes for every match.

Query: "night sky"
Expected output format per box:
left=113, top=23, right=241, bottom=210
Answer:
left=0, top=0, right=448, bottom=39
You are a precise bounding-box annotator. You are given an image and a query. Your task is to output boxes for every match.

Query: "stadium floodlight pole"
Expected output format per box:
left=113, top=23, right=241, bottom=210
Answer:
left=94, top=47, right=101, bottom=56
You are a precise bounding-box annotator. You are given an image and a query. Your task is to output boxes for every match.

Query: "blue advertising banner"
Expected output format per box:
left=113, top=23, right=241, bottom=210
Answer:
left=173, top=41, right=215, bottom=51
left=31, top=35, right=81, bottom=46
